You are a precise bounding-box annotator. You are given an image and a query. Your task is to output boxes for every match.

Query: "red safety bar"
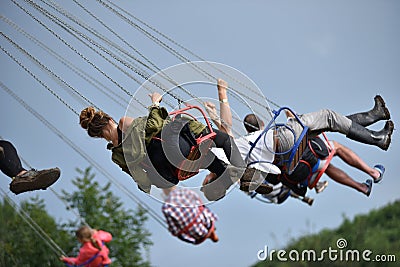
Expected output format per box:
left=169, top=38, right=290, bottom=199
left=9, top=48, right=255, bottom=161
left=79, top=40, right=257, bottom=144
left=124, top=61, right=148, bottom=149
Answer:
left=307, top=133, right=335, bottom=189
left=169, top=104, right=216, bottom=181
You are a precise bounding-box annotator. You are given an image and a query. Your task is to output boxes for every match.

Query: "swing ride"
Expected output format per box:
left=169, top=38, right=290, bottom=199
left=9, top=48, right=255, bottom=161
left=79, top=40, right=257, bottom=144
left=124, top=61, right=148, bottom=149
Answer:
left=0, top=0, right=393, bottom=262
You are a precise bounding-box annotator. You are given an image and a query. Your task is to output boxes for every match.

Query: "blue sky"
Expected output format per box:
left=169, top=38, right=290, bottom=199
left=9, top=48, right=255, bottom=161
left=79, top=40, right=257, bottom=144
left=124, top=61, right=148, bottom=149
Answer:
left=1, top=1, right=399, bottom=266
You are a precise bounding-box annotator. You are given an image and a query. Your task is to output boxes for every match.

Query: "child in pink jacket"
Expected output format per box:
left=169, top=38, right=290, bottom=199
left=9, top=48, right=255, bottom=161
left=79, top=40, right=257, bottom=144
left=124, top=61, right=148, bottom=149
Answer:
left=61, top=226, right=112, bottom=267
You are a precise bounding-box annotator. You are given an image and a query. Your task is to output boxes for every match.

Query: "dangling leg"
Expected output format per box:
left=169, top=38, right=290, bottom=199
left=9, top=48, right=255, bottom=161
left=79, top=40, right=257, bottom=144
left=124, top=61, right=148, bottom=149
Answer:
left=332, top=141, right=382, bottom=181
left=292, top=109, right=394, bottom=150
left=325, top=164, right=372, bottom=196
left=346, top=95, right=391, bottom=127
left=0, top=140, right=60, bottom=195
left=346, top=120, right=394, bottom=151
left=0, top=140, right=26, bottom=178
left=211, top=130, right=273, bottom=194
left=211, top=129, right=245, bottom=168
left=201, top=130, right=272, bottom=200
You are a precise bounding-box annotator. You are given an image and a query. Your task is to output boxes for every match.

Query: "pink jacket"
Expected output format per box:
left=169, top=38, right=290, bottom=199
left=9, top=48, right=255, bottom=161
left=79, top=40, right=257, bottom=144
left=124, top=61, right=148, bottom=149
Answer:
left=63, top=230, right=112, bottom=267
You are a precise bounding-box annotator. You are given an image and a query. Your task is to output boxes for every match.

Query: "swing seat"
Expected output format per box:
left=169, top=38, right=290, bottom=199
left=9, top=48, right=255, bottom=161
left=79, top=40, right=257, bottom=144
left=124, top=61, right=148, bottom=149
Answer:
left=307, top=133, right=335, bottom=189
left=169, top=104, right=216, bottom=181
left=251, top=107, right=309, bottom=175
left=244, top=107, right=309, bottom=200
left=285, top=125, right=309, bottom=175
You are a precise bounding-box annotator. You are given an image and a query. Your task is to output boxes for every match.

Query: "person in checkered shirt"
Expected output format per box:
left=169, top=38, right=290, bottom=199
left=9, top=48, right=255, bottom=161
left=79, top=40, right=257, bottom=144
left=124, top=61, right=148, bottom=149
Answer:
left=162, top=186, right=219, bottom=244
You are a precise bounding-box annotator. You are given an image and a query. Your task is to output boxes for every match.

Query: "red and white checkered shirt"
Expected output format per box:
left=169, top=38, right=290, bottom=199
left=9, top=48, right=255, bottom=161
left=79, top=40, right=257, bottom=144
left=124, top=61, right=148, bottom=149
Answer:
left=162, top=188, right=218, bottom=244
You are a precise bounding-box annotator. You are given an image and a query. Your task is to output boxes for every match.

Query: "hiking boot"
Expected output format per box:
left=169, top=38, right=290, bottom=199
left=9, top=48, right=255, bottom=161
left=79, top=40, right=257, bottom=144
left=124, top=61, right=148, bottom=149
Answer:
left=0, top=147, right=4, bottom=160
left=346, top=95, right=391, bottom=127
left=239, top=167, right=274, bottom=194
left=10, top=168, right=61, bottom=195
left=240, top=181, right=273, bottom=194
left=240, top=167, right=257, bottom=182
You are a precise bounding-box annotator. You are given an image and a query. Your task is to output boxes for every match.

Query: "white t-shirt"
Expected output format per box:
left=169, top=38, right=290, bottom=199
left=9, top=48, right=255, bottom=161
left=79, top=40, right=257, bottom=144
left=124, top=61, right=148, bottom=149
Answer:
left=235, top=130, right=281, bottom=174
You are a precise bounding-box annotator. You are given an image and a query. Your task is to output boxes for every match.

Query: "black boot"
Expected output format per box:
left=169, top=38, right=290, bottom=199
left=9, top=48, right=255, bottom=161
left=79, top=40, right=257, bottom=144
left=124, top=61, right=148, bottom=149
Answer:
left=346, top=95, right=390, bottom=127
left=0, top=147, right=4, bottom=160
left=346, top=120, right=394, bottom=151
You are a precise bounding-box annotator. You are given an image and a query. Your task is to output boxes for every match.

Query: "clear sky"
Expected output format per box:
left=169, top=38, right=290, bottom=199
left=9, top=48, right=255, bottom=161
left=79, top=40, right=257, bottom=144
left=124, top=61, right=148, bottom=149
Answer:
left=1, top=1, right=399, bottom=267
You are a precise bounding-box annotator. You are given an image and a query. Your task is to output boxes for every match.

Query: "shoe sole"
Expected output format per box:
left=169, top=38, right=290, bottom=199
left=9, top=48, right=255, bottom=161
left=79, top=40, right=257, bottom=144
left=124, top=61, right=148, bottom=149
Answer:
left=10, top=168, right=61, bottom=195
left=315, top=181, right=329, bottom=194
left=240, top=181, right=273, bottom=194
left=240, top=168, right=256, bottom=182
left=373, top=165, right=385, bottom=183
left=381, top=120, right=394, bottom=151
left=364, top=179, right=373, bottom=197
left=375, top=95, right=391, bottom=120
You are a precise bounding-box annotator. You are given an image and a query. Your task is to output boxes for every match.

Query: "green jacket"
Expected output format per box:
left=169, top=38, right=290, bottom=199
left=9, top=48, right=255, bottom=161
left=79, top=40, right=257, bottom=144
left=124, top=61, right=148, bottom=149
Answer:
left=111, top=105, right=206, bottom=193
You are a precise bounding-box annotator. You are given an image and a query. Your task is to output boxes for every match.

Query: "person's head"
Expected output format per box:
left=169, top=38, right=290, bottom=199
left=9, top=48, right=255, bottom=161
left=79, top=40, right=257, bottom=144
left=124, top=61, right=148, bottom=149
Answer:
left=76, top=225, right=102, bottom=250
left=75, top=225, right=93, bottom=243
left=162, top=186, right=176, bottom=197
left=79, top=107, right=114, bottom=139
left=243, top=114, right=264, bottom=133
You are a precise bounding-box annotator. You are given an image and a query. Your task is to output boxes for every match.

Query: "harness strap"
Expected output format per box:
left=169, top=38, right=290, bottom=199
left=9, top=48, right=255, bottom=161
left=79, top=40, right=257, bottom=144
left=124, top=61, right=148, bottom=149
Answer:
left=194, top=220, right=215, bottom=245
left=64, top=242, right=105, bottom=267
left=175, top=205, right=205, bottom=238
left=299, top=159, right=312, bottom=181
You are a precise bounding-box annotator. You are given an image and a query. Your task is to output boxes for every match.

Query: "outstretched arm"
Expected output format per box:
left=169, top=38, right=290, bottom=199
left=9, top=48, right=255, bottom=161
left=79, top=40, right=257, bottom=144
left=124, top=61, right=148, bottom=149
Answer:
left=204, top=101, right=222, bottom=129
left=145, top=92, right=169, bottom=139
left=204, top=79, right=233, bottom=137
left=217, top=79, right=233, bottom=136
left=149, top=92, right=163, bottom=105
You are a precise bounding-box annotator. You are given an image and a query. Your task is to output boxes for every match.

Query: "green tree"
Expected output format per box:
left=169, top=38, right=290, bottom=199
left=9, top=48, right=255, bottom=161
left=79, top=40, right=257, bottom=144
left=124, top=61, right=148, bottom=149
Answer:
left=62, top=167, right=153, bottom=267
left=0, top=196, right=73, bottom=267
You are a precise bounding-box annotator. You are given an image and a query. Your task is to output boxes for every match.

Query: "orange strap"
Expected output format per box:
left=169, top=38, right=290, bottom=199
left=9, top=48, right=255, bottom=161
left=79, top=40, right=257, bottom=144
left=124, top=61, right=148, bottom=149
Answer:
left=175, top=205, right=205, bottom=238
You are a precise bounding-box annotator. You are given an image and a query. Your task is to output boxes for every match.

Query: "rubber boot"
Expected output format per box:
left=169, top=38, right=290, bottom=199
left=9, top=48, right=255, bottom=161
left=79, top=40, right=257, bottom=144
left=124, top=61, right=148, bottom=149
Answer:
left=346, top=95, right=390, bottom=127
left=346, top=120, right=394, bottom=151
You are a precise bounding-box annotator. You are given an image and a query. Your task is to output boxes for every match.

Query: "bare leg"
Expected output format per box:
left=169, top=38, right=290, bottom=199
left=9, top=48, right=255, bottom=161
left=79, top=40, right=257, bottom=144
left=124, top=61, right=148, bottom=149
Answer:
left=332, top=141, right=380, bottom=181
left=325, top=164, right=369, bottom=195
left=209, top=228, right=219, bottom=242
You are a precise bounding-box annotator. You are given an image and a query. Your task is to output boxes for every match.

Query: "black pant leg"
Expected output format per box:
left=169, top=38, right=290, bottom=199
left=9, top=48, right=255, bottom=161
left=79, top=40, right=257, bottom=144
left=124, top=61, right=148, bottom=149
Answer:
left=0, top=140, right=25, bottom=178
left=211, top=129, right=245, bottom=168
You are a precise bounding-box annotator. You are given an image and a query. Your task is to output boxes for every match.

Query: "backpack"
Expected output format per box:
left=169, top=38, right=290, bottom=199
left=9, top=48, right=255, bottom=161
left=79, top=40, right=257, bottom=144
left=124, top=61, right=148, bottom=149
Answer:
left=280, top=136, right=329, bottom=195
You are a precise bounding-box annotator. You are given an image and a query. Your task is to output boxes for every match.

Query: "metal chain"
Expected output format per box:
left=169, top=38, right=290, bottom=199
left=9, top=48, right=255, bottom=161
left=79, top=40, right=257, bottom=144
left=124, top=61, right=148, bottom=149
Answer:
left=103, top=0, right=281, bottom=110
left=38, top=0, right=182, bottom=105
left=1, top=16, right=129, bottom=109
left=1, top=32, right=99, bottom=110
left=68, top=0, right=198, bottom=108
left=0, top=44, right=79, bottom=116
left=99, top=0, right=276, bottom=112
left=13, top=0, right=147, bottom=110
